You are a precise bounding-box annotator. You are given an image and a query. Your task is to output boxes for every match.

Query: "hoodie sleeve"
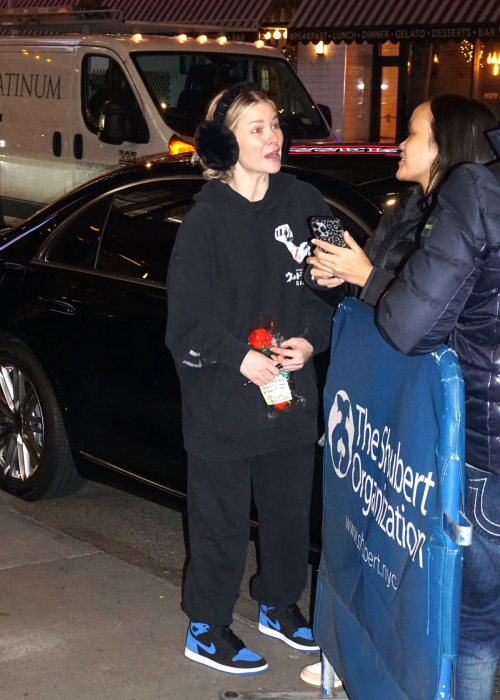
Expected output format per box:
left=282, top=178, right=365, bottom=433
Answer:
left=376, top=164, right=496, bottom=355
left=166, top=208, right=250, bottom=371
left=298, top=189, right=335, bottom=353
left=300, top=284, right=334, bottom=355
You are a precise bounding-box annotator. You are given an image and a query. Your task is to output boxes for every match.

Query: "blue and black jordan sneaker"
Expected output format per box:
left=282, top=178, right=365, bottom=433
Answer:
left=185, top=622, right=269, bottom=674
left=258, top=604, right=320, bottom=652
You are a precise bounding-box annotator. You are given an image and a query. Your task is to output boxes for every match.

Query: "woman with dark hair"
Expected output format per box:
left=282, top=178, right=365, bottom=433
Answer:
left=299, top=94, right=499, bottom=691
left=366, top=132, right=500, bottom=700
left=302, top=95, right=498, bottom=307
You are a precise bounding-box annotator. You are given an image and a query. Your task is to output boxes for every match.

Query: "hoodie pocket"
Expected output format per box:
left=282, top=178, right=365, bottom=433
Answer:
left=211, top=364, right=318, bottom=440
left=206, top=364, right=234, bottom=413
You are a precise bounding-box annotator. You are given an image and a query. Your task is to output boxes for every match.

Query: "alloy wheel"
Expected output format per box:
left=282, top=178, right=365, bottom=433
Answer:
left=0, top=364, right=44, bottom=481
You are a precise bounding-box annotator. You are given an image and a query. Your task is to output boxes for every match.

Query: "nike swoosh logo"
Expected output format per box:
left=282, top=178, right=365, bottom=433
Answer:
left=265, top=616, right=281, bottom=631
left=193, top=637, right=216, bottom=655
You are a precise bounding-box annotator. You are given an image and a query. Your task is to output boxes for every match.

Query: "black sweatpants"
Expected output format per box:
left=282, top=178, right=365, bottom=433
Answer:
left=183, top=442, right=315, bottom=627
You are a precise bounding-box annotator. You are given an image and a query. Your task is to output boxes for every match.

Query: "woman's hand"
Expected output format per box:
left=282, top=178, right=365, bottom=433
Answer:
left=270, top=338, right=313, bottom=371
left=306, top=232, right=373, bottom=287
left=309, top=268, right=346, bottom=289
left=240, top=349, right=280, bottom=386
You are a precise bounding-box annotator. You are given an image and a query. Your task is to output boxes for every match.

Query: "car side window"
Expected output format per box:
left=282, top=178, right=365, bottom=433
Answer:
left=82, top=54, right=148, bottom=142
left=48, top=197, right=111, bottom=267
left=95, top=180, right=201, bottom=284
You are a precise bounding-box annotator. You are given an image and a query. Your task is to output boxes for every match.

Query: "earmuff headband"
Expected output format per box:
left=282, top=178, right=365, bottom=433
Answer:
left=212, top=81, right=262, bottom=124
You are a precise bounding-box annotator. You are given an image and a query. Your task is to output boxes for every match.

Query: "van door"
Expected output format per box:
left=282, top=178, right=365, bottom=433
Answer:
left=70, top=48, right=150, bottom=191
left=0, top=45, right=74, bottom=217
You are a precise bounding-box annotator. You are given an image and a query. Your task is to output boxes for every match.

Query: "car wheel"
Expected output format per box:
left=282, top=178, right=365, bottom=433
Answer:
left=0, top=339, right=85, bottom=500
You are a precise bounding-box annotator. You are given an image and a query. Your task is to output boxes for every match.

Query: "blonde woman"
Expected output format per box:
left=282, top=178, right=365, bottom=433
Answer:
left=166, top=83, right=332, bottom=674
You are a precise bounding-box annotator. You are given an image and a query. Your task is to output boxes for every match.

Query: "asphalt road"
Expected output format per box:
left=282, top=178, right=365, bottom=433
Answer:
left=35, top=477, right=500, bottom=696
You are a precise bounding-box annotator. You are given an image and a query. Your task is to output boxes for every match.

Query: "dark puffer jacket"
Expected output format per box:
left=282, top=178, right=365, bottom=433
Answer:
left=377, top=163, right=500, bottom=475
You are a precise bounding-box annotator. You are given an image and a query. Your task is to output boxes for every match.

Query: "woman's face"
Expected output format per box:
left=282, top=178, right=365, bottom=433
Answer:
left=397, top=102, right=438, bottom=190
left=233, top=101, right=284, bottom=176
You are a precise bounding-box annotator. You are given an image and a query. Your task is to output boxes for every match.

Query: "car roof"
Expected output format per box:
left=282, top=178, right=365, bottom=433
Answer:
left=0, top=34, right=283, bottom=59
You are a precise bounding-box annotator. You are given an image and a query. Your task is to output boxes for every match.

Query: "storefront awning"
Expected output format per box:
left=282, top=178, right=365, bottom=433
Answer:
left=289, top=0, right=500, bottom=44
left=101, top=0, right=274, bottom=28
left=0, top=0, right=274, bottom=31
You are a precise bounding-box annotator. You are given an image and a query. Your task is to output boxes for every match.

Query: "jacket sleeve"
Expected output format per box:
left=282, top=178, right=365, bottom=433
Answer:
left=165, top=209, right=250, bottom=371
left=376, top=164, right=497, bottom=355
left=359, top=267, right=396, bottom=307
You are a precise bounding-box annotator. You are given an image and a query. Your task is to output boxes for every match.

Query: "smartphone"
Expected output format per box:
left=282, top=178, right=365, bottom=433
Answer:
left=308, top=215, right=347, bottom=250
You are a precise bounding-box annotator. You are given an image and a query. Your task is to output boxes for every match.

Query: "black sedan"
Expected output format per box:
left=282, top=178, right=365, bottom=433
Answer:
left=0, top=154, right=396, bottom=546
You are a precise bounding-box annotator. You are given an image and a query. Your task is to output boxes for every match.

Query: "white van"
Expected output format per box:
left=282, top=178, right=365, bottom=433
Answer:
left=0, top=33, right=334, bottom=219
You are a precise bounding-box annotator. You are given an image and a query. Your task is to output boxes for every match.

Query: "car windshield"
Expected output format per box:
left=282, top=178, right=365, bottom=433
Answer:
left=132, top=51, right=329, bottom=140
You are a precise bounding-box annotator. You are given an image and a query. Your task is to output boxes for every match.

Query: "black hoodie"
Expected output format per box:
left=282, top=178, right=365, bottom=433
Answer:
left=166, top=172, right=333, bottom=460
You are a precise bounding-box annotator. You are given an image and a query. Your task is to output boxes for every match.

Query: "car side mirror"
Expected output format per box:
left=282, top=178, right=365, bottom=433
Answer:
left=99, top=100, right=129, bottom=145
left=317, top=103, right=332, bottom=128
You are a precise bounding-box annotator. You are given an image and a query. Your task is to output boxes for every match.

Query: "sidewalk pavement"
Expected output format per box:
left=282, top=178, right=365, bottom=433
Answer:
left=0, top=490, right=331, bottom=700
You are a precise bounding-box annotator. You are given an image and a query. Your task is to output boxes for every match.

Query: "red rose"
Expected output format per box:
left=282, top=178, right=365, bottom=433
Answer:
left=273, top=401, right=289, bottom=410
left=248, top=328, right=273, bottom=350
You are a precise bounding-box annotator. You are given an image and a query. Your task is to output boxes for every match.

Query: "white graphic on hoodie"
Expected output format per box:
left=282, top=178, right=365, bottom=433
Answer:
left=274, top=224, right=310, bottom=263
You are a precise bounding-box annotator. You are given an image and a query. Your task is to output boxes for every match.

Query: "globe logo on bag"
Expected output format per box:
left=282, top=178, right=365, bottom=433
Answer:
left=328, top=390, right=355, bottom=478
left=326, top=388, right=433, bottom=569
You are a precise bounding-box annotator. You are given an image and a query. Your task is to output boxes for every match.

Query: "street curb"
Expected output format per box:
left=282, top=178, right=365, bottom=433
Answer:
left=0, top=489, right=259, bottom=626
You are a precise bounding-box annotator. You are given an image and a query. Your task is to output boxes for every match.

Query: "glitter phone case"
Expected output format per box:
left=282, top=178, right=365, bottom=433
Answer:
left=308, top=216, right=347, bottom=249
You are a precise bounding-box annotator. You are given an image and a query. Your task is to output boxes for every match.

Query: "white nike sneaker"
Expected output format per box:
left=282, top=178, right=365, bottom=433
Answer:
left=300, top=661, right=343, bottom=688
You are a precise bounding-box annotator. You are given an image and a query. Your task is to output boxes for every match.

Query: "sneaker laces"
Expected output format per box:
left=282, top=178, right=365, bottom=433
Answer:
left=211, top=626, right=246, bottom=654
left=282, top=604, right=310, bottom=628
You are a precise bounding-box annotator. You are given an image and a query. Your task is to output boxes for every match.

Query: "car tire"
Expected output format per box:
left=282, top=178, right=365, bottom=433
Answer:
left=0, top=339, right=85, bottom=501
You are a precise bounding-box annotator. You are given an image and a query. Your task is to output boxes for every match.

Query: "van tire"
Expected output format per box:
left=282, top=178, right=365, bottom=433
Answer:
left=0, top=339, right=85, bottom=501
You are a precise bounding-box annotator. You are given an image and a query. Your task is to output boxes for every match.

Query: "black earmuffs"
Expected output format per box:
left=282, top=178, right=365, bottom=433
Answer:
left=194, top=81, right=292, bottom=171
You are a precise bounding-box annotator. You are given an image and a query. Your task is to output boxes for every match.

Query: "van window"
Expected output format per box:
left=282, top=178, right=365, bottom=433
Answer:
left=132, top=52, right=329, bottom=140
left=82, top=54, right=149, bottom=143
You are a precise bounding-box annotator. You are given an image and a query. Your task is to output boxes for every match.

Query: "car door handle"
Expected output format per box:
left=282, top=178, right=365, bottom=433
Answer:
left=73, top=133, right=83, bottom=160
left=52, top=131, right=62, bottom=157
left=40, top=297, right=75, bottom=315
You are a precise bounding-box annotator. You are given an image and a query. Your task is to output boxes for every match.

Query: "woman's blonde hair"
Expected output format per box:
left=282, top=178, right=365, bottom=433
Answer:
left=193, top=88, right=276, bottom=183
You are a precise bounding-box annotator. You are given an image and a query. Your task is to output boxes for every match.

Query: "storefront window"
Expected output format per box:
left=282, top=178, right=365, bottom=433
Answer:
left=474, top=39, right=500, bottom=115
left=381, top=43, right=400, bottom=57
left=428, top=40, right=473, bottom=99
left=343, top=43, right=373, bottom=142
left=380, top=65, right=399, bottom=142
